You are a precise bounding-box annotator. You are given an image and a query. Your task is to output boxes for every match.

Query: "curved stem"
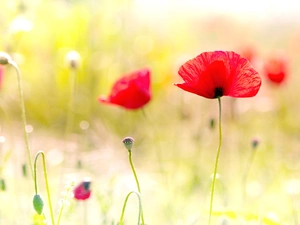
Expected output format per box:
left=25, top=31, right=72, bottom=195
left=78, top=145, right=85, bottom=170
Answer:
left=34, top=151, right=55, bottom=225
left=128, top=150, right=144, bottom=224
left=9, top=61, right=34, bottom=179
left=208, top=97, right=222, bottom=225
left=128, top=150, right=141, bottom=193
left=119, top=191, right=144, bottom=225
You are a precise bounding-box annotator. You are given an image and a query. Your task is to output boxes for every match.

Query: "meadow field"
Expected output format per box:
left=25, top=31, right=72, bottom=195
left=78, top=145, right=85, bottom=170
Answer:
left=0, top=0, right=300, bottom=224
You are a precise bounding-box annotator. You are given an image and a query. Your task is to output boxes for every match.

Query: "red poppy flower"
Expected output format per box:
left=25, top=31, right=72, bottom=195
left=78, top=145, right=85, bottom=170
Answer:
left=73, top=180, right=91, bottom=201
left=98, top=68, right=151, bottom=110
left=174, top=51, right=261, bottom=99
left=264, top=56, right=287, bottom=84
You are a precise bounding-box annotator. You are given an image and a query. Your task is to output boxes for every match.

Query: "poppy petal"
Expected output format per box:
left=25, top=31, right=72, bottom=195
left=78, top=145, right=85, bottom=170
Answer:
left=226, top=53, right=261, bottom=97
left=175, top=51, right=261, bottom=99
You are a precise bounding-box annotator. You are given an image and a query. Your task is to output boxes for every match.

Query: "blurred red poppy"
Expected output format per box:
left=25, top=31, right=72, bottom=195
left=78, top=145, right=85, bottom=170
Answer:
left=73, top=180, right=91, bottom=201
left=264, top=56, right=287, bottom=84
left=98, top=68, right=151, bottom=109
left=174, top=51, right=261, bottom=99
left=240, top=46, right=256, bottom=64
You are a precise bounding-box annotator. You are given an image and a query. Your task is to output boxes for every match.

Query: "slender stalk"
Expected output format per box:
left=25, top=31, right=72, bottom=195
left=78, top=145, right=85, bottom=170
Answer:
left=34, top=151, right=55, bottom=225
left=56, top=197, right=66, bottom=225
left=64, top=69, right=77, bottom=138
left=208, top=97, right=222, bottom=225
left=56, top=180, right=75, bottom=225
left=119, top=191, right=143, bottom=225
left=141, top=108, right=164, bottom=174
left=128, top=150, right=144, bottom=224
left=128, top=150, right=141, bottom=193
left=9, top=61, right=34, bottom=179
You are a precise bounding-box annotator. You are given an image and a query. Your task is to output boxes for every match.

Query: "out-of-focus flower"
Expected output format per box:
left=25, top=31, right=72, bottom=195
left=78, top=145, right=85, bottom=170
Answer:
left=98, top=68, right=151, bottom=109
left=240, top=46, right=257, bottom=64
left=9, top=16, right=33, bottom=34
left=264, top=56, right=287, bottom=85
left=65, top=50, right=81, bottom=69
left=73, top=179, right=91, bottom=201
left=174, top=51, right=261, bottom=99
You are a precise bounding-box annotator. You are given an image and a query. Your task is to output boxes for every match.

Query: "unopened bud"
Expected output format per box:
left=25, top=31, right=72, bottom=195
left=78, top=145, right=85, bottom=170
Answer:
left=0, top=52, right=12, bottom=65
left=33, top=194, right=44, bottom=215
left=122, top=137, right=134, bottom=151
left=251, top=138, right=260, bottom=149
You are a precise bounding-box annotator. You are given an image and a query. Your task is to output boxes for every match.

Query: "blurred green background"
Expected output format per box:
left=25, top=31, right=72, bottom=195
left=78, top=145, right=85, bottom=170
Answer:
left=0, top=0, right=300, bottom=224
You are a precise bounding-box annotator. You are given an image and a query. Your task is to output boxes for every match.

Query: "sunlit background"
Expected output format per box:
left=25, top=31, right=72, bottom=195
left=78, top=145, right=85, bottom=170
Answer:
left=0, top=0, right=300, bottom=224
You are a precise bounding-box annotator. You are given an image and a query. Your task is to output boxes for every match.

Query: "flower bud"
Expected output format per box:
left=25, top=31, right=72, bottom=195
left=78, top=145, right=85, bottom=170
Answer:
left=33, top=194, right=44, bottom=215
left=122, top=137, right=134, bottom=151
left=0, top=52, right=12, bottom=65
left=251, top=138, right=260, bottom=149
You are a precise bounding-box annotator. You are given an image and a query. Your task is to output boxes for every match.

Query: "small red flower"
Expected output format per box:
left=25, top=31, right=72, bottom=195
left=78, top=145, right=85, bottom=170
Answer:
left=98, top=68, right=151, bottom=110
left=73, top=180, right=91, bottom=201
left=264, top=56, right=287, bottom=85
left=174, top=51, right=261, bottom=99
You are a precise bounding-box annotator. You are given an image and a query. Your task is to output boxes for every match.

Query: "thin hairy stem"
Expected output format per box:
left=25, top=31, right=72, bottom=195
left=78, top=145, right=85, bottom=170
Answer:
left=128, top=150, right=144, bottom=224
left=10, top=61, right=34, bottom=179
left=129, top=150, right=141, bottom=193
left=208, top=97, right=222, bottom=225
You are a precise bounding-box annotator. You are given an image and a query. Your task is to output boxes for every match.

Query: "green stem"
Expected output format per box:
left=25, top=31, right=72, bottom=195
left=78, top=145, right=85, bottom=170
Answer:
left=64, top=69, right=77, bottom=137
left=128, top=150, right=141, bottom=193
left=9, top=61, right=34, bottom=179
left=128, top=150, right=144, bottom=224
left=56, top=180, right=75, bottom=225
left=34, top=151, right=55, bottom=225
left=119, top=191, right=144, bottom=225
left=56, top=195, right=66, bottom=225
left=208, top=97, right=222, bottom=225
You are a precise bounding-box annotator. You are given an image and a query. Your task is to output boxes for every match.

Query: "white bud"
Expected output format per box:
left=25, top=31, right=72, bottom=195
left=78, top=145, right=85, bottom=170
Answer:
left=65, top=50, right=81, bottom=69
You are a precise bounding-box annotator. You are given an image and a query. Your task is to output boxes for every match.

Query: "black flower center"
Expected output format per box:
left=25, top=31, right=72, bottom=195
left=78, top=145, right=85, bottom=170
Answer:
left=214, top=87, right=223, bottom=98
left=83, top=181, right=91, bottom=190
